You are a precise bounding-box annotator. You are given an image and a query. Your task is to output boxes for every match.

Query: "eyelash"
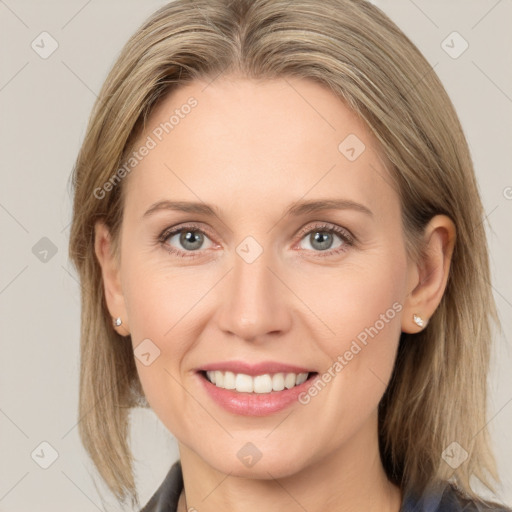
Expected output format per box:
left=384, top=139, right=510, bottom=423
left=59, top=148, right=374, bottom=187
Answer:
left=157, top=222, right=355, bottom=260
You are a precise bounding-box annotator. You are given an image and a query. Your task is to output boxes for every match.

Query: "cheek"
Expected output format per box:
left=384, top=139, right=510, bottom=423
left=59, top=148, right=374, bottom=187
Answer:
left=294, top=254, right=406, bottom=431
left=325, top=264, right=404, bottom=356
left=121, top=242, right=214, bottom=340
left=290, top=247, right=406, bottom=345
left=123, top=270, right=202, bottom=438
left=120, top=248, right=237, bottom=427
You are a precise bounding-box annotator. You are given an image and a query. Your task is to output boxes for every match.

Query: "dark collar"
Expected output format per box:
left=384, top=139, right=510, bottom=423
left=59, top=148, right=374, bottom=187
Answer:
left=140, top=461, right=183, bottom=512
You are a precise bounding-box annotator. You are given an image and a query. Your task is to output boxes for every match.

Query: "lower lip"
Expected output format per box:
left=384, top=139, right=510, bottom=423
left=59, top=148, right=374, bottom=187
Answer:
left=197, top=372, right=318, bottom=416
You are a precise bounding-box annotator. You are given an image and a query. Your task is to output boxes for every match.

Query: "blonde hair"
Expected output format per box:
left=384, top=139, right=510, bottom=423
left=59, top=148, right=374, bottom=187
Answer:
left=69, top=0, right=501, bottom=507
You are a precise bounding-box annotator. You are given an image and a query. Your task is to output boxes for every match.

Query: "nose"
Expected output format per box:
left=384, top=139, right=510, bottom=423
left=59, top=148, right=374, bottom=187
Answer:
left=216, top=241, right=292, bottom=343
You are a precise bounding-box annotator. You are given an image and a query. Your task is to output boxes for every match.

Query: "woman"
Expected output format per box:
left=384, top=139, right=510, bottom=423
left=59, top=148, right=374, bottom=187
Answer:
left=68, top=0, right=510, bottom=511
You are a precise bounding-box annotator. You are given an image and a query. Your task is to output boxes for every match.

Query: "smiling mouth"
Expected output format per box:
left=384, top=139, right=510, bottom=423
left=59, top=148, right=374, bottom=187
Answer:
left=199, top=370, right=318, bottom=394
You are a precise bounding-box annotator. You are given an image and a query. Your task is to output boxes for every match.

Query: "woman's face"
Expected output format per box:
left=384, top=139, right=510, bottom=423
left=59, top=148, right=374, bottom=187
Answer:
left=114, top=76, right=415, bottom=478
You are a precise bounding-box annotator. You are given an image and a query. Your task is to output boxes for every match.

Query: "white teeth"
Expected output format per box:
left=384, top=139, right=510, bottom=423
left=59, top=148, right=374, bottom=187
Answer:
left=205, top=371, right=309, bottom=394
left=223, top=371, right=236, bottom=389
left=296, top=372, right=308, bottom=385
left=284, top=373, right=296, bottom=389
left=214, top=370, right=224, bottom=387
left=272, top=373, right=285, bottom=391
left=235, top=373, right=253, bottom=392
left=254, top=374, right=272, bottom=393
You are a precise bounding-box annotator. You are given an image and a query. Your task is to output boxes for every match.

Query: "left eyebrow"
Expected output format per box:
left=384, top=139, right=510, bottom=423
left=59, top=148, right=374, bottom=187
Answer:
left=284, top=199, right=373, bottom=218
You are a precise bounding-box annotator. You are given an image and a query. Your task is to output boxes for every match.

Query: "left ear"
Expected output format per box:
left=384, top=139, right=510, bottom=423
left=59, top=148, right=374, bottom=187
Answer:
left=401, top=214, right=456, bottom=333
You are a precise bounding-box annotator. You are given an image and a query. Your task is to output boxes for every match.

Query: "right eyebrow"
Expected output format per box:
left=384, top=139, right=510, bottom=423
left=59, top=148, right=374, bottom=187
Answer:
left=143, top=200, right=221, bottom=219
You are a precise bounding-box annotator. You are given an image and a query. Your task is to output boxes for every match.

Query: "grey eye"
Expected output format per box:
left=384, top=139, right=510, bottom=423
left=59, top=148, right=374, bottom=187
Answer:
left=165, top=229, right=213, bottom=251
left=299, top=230, right=345, bottom=252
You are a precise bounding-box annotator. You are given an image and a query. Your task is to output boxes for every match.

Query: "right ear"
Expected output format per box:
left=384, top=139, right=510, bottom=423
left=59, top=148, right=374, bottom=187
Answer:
left=94, top=221, right=130, bottom=336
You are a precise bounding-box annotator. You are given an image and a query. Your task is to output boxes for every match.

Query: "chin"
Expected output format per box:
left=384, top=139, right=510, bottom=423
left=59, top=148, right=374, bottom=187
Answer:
left=193, top=440, right=314, bottom=480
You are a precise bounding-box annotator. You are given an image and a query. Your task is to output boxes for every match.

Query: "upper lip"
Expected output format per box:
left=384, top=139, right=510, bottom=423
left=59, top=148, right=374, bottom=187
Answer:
left=198, top=360, right=315, bottom=376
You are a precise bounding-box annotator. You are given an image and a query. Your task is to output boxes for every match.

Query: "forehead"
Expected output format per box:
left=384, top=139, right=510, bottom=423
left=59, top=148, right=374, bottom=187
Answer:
left=123, top=76, right=398, bottom=220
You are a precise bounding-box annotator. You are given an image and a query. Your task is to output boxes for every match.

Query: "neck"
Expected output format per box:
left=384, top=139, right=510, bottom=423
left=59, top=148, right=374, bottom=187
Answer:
left=177, top=413, right=402, bottom=512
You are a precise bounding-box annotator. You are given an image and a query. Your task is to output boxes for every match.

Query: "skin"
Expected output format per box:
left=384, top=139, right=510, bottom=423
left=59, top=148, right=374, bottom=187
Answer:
left=95, top=76, right=455, bottom=512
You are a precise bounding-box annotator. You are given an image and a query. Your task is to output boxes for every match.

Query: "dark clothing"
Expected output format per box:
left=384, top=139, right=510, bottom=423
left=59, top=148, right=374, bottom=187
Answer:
left=141, top=462, right=182, bottom=512
left=140, top=461, right=510, bottom=512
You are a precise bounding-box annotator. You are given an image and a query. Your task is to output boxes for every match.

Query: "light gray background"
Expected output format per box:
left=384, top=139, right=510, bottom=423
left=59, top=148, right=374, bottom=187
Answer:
left=0, top=1, right=511, bottom=510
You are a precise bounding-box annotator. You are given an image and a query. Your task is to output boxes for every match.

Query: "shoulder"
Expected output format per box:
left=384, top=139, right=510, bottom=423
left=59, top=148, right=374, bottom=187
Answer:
left=440, top=485, right=511, bottom=512
left=140, top=461, right=183, bottom=512
left=401, top=481, right=511, bottom=512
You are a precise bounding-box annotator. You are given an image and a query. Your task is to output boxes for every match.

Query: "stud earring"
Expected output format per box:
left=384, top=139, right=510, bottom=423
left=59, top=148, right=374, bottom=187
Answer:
left=413, top=314, right=426, bottom=328
left=113, top=317, right=122, bottom=327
